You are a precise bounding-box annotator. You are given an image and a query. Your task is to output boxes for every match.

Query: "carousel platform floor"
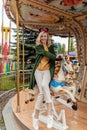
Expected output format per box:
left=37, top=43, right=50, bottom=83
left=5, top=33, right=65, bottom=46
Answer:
left=2, top=98, right=28, bottom=130
left=4, top=89, right=87, bottom=130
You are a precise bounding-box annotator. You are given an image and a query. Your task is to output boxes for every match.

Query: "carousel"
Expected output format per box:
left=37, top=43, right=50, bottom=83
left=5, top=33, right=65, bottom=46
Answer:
left=3, top=0, right=87, bottom=130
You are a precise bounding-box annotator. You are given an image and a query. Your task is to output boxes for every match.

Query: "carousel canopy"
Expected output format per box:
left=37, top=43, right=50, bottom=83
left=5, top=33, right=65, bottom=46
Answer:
left=4, top=0, right=87, bottom=36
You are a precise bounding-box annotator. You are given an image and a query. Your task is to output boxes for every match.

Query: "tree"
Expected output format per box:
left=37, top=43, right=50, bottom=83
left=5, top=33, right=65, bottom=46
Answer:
left=70, top=37, right=75, bottom=52
left=12, top=27, right=38, bottom=69
left=61, top=44, right=66, bottom=54
left=55, top=42, right=66, bottom=54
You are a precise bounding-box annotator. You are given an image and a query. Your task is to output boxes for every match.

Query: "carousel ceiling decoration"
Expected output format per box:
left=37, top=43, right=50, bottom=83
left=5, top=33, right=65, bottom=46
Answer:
left=3, top=0, right=87, bottom=36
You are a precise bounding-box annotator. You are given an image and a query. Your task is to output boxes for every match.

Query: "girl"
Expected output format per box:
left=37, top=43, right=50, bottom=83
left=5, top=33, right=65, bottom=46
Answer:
left=30, top=28, right=56, bottom=130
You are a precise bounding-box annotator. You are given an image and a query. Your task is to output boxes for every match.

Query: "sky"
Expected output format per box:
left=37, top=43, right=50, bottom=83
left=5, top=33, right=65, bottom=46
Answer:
left=0, top=0, right=68, bottom=50
left=0, top=0, right=16, bottom=45
left=52, top=36, right=68, bottom=47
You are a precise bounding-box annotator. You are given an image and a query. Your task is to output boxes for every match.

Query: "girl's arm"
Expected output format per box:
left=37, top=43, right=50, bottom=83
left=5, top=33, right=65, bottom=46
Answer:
left=36, top=45, right=56, bottom=60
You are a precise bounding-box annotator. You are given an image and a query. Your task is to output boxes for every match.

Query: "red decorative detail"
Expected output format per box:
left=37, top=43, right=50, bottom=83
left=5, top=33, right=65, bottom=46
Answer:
left=60, top=0, right=83, bottom=6
left=39, top=28, right=49, bottom=32
left=2, top=42, right=9, bottom=61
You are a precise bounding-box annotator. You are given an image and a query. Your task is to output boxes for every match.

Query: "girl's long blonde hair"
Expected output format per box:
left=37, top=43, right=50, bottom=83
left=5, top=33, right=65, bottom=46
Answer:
left=36, top=31, right=51, bottom=47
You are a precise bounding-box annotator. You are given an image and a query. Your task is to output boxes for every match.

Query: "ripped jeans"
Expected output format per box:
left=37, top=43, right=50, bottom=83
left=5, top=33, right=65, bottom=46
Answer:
left=34, top=69, right=52, bottom=110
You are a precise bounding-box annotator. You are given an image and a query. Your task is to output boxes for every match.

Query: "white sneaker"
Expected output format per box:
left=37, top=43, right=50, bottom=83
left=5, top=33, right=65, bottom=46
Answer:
left=47, top=115, right=53, bottom=128
left=32, top=117, right=39, bottom=130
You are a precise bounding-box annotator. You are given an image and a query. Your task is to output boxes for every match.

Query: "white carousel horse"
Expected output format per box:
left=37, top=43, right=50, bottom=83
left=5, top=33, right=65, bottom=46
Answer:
left=50, top=59, right=77, bottom=110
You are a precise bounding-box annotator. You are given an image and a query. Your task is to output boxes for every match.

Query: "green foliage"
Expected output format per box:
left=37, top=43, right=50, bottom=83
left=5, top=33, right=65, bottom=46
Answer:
left=0, top=120, right=4, bottom=126
left=0, top=75, right=15, bottom=90
left=61, top=44, right=66, bottom=54
left=12, top=27, right=38, bottom=70
left=55, top=42, right=66, bottom=54
left=70, top=37, right=75, bottom=52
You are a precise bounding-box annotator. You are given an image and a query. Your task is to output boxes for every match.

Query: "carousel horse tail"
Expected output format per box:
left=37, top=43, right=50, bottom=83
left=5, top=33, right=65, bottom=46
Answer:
left=51, top=86, right=78, bottom=111
left=59, top=87, right=78, bottom=111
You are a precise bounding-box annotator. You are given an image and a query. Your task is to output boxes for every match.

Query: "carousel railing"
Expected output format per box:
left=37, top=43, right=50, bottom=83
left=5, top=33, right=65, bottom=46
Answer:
left=19, top=69, right=32, bottom=88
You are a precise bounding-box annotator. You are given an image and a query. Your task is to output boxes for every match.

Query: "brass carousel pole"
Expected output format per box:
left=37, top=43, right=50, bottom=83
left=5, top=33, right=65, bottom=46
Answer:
left=16, top=0, right=20, bottom=112
left=22, top=27, right=25, bottom=90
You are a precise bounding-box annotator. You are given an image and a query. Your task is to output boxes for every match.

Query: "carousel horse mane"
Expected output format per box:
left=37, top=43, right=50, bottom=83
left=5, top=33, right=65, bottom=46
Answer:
left=54, top=57, right=64, bottom=80
left=62, top=60, right=75, bottom=83
left=63, top=60, right=74, bottom=73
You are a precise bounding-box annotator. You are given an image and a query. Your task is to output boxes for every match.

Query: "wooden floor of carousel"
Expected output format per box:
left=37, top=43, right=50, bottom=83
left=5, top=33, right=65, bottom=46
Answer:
left=12, top=89, right=87, bottom=130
